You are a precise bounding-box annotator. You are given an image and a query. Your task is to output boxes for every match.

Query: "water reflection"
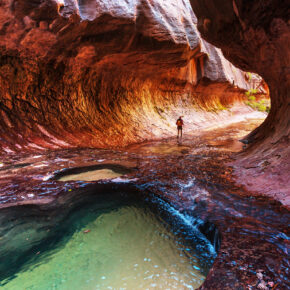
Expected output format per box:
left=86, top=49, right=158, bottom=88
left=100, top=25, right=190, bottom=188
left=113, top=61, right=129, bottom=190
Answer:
left=0, top=118, right=288, bottom=287
left=1, top=193, right=215, bottom=289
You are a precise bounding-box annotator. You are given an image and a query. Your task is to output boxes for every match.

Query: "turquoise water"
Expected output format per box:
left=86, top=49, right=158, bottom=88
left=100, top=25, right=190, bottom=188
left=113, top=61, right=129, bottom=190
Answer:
left=1, top=195, right=214, bottom=289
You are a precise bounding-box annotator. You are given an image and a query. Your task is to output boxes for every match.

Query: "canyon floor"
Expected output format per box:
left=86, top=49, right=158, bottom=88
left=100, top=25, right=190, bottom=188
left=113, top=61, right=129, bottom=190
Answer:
left=0, top=110, right=289, bottom=289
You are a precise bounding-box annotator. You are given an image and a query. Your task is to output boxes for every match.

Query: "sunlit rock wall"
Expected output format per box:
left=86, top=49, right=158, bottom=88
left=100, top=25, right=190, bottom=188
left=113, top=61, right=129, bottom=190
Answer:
left=0, top=0, right=256, bottom=152
left=188, top=0, right=290, bottom=238
left=189, top=0, right=289, bottom=144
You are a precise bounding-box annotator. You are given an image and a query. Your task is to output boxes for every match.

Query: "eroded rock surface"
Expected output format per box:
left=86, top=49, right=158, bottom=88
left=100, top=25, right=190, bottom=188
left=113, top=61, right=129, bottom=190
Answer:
left=0, top=120, right=288, bottom=289
left=189, top=0, right=290, bottom=207
left=0, top=0, right=260, bottom=153
left=0, top=2, right=288, bottom=289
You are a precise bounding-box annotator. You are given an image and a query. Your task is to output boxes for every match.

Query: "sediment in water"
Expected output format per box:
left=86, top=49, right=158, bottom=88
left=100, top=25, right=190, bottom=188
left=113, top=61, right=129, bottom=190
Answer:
left=0, top=184, right=217, bottom=289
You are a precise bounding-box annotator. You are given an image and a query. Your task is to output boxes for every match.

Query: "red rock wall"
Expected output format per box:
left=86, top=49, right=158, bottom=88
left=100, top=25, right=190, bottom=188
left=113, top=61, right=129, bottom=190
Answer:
left=187, top=0, right=289, bottom=207
left=0, top=0, right=257, bottom=153
left=189, top=0, right=289, bottom=150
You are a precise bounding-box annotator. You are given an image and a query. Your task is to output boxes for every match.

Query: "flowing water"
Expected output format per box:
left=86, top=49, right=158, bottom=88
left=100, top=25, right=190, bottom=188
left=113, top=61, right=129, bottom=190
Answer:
left=1, top=117, right=288, bottom=288
left=1, top=193, right=215, bottom=290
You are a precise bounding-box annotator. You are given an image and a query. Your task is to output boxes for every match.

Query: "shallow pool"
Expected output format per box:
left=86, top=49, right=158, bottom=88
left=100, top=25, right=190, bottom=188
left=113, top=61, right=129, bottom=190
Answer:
left=1, top=192, right=215, bottom=289
left=58, top=168, right=123, bottom=182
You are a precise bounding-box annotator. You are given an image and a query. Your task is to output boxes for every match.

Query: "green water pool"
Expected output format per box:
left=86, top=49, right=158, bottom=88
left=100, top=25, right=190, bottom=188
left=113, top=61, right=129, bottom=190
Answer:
left=1, top=194, right=214, bottom=289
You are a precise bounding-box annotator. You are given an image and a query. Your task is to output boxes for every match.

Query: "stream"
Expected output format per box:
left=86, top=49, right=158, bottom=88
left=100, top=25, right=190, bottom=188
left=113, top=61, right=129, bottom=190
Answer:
left=0, top=119, right=289, bottom=289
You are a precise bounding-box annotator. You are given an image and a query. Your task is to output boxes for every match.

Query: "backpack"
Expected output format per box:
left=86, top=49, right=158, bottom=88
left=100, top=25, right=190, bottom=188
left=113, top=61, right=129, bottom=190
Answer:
left=177, top=119, right=182, bottom=126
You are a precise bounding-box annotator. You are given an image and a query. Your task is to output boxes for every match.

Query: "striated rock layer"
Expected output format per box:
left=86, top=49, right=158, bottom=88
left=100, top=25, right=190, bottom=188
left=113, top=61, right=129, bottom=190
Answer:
left=189, top=0, right=290, bottom=207
left=0, top=0, right=260, bottom=153
left=188, top=0, right=290, bottom=288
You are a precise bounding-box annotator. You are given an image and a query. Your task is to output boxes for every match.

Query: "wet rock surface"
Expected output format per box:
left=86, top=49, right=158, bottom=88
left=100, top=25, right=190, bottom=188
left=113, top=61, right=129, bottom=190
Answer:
left=189, top=0, right=290, bottom=206
left=0, top=119, right=289, bottom=289
left=0, top=0, right=288, bottom=288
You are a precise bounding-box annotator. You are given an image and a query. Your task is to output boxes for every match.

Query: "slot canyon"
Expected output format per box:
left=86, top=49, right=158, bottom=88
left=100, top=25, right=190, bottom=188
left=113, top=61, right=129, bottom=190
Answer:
left=0, top=0, right=289, bottom=289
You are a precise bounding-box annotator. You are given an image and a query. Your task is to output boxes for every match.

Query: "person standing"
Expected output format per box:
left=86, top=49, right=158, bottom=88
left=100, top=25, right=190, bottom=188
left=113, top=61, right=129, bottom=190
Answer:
left=176, top=116, right=184, bottom=138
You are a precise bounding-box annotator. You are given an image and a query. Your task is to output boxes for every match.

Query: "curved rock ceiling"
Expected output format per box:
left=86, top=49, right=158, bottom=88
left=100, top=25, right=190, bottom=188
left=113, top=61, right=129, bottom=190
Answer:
left=189, top=0, right=289, bottom=146
left=0, top=0, right=258, bottom=152
left=188, top=0, right=289, bottom=203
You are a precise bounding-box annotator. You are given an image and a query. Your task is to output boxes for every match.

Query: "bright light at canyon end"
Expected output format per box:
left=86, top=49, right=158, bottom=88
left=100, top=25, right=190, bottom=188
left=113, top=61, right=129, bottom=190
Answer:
left=0, top=0, right=289, bottom=289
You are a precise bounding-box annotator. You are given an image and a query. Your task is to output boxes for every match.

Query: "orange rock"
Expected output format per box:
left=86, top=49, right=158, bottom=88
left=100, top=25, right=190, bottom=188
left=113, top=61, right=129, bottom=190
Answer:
left=39, top=21, right=48, bottom=30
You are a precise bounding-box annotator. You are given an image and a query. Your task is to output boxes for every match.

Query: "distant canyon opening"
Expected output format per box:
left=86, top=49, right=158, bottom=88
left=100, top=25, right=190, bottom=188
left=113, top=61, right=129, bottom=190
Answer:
left=0, top=0, right=289, bottom=289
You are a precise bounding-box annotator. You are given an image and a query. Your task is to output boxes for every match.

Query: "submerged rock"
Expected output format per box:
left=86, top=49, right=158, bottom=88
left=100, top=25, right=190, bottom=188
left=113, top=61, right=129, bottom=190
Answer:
left=0, top=120, right=289, bottom=288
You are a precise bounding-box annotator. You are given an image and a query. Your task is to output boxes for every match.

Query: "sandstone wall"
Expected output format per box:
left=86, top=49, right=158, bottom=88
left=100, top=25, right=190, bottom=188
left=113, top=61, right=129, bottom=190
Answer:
left=0, top=0, right=257, bottom=152
left=189, top=0, right=289, bottom=147
left=188, top=2, right=290, bottom=286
